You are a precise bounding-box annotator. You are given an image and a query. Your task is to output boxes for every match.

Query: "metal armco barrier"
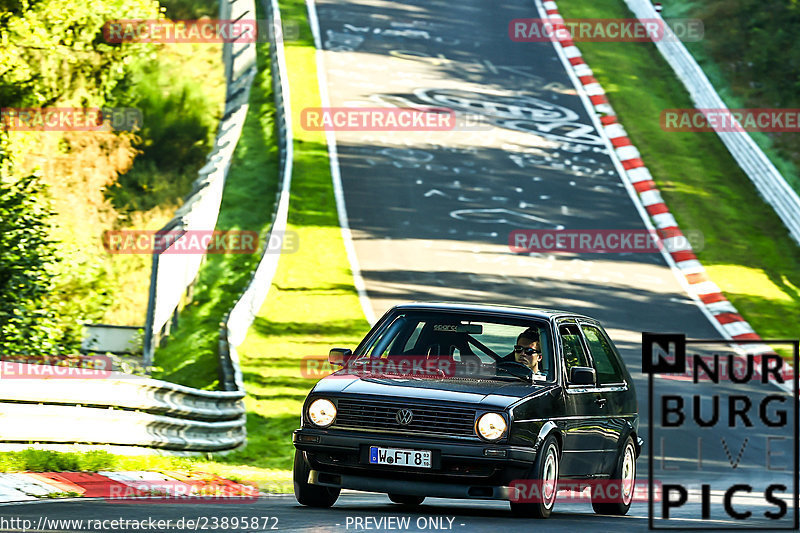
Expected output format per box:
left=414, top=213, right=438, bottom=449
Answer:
left=0, top=377, right=246, bottom=451
left=624, top=0, right=800, bottom=246
left=0, top=0, right=295, bottom=452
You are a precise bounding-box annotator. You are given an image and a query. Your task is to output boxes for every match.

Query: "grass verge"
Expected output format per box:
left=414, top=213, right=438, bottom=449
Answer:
left=152, top=35, right=281, bottom=389
left=211, top=0, right=371, bottom=478
left=0, top=0, right=364, bottom=495
left=557, top=0, right=800, bottom=356
left=154, top=0, right=369, bottom=488
left=0, top=449, right=290, bottom=493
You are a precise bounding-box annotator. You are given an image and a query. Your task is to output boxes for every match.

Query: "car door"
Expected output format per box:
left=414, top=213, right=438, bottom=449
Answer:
left=579, top=321, right=632, bottom=474
left=558, top=320, right=609, bottom=477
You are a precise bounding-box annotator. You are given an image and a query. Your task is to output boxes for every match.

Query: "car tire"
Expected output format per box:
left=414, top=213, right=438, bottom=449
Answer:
left=293, top=449, right=340, bottom=508
left=592, top=436, right=636, bottom=516
left=388, top=494, right=425, bottom=506
left=509, top=434, right=560, bottom=518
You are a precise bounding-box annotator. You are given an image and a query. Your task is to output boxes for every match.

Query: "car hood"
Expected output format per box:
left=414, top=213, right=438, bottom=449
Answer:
left=311, top=373, right=557, bottom=410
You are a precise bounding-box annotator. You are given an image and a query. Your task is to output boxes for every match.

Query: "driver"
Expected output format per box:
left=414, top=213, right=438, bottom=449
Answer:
left=502, top=328, right=543, bottom=374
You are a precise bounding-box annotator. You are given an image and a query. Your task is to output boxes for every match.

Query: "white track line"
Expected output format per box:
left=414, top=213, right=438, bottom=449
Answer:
left=305, top=0, right=377, bottom=325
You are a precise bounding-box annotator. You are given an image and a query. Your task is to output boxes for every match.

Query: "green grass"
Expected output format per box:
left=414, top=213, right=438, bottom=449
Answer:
left=154, top=0, right=369, bottom=485
left=212, top=0, right=371, bottom=475
left=0, top=450, right=117, bottom=473
left=558, top=0, right=800, bottom=355
left=152, top=37, right=281, bottom=389
left=109, top=54, right=222, bottom=214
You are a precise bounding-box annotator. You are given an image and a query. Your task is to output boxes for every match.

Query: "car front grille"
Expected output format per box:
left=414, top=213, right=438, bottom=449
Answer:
left=334, top=398, right=476, bottom=437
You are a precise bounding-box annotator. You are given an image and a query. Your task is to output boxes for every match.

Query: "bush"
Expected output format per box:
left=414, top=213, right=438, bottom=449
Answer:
left=109, top=54, right=219, bottom=213
left=684, top=0, right=800, bottom=187
left=0, top=173, right=81, bottom=354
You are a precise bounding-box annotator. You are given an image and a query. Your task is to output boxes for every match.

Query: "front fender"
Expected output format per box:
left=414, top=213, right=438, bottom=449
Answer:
left=534, top=420, right=561, bottom=457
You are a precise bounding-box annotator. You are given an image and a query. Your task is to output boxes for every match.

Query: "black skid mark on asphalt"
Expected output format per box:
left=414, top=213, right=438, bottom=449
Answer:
left=450, top=208, right=564, bottom=230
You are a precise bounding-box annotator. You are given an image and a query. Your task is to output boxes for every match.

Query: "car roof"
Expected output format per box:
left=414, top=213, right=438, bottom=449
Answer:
left=390, top=301, right=598, bottom=323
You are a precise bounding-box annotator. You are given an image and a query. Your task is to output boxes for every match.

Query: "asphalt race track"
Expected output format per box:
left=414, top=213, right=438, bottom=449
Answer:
left=0, top=495, right=657, bottom=532
left=315, top=0, right=795, bottom=528
left=0, top=491, right=789, bottom=532
left=1, top=0, right=795, bottom=531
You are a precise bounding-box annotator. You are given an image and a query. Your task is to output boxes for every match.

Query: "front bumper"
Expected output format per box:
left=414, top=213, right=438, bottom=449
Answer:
left=309, top=469, right=516, bottom=500
left=293, top=427, right=537, bottom=499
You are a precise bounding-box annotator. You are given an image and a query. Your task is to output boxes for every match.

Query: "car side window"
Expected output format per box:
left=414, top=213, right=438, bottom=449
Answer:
left=559, top=324, right=590, bottom=381
left=581, top=325, right=625, bottom=385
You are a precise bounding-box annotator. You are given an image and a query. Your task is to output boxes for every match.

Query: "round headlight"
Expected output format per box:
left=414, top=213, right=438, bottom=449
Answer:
left=308, top=398, right=336, bottom=427
left=477, top=413, right=507, bottom=440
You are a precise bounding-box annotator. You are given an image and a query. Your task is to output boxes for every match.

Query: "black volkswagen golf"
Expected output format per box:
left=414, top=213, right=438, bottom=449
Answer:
left=292, top=302, right=640, bottom=518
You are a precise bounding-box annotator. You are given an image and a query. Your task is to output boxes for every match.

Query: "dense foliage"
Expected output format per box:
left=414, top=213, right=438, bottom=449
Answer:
left=697, top=0, right=800, bottom=105
left=0, top=0, right=161, bottom=110
left=691, top=0, right=800, bottom=165
left=0, top=0, right=159, bottom=353
left=0, top=172, right=69, bottom=354
left=0, top=0, right=222, bottom=353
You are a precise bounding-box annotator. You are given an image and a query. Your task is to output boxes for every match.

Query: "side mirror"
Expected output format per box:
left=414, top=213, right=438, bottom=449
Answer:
left=569, top=366, right=596, bottom=386
left=328, top=348, right=353, bottom=367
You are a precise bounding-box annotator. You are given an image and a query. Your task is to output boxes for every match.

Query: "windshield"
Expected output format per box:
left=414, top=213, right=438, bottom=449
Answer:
left=354, top=311, right=555, bottom=382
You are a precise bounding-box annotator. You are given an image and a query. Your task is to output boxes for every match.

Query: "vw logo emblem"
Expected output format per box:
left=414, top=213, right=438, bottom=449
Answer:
left=396, top=408, right=413, bottom=426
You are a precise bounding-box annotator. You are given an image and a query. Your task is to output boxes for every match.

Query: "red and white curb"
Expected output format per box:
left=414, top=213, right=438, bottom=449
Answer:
left=0, top=471, right=259, bottom=503
left=539, top=0, right=794, bottom=388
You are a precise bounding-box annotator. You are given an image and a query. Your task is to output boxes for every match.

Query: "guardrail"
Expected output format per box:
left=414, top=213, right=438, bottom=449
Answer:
left=143, top=0, right=259, bottom=366
left=624, top=0, right=800, bottom=246
left=0, top=373, right=246, bottom=451
left=218, top=0, right=294, bottom=392
left=0, top=0, right=295, bottom=451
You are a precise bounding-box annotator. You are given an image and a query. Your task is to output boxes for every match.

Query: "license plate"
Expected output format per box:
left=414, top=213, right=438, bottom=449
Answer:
left=369, top=446, right=432, bottom=468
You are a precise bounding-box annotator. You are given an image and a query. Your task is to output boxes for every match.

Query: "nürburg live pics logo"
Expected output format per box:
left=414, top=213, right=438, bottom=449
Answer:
left=643, top=333, right=798, bottom=530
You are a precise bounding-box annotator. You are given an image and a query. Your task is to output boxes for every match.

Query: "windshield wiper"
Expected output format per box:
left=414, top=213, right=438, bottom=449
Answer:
left=495, top=363, right=533, bottom=383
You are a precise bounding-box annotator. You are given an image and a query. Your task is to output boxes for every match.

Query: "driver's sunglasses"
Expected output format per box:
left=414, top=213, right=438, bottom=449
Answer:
left=514, top=345, right=541, bottom=356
